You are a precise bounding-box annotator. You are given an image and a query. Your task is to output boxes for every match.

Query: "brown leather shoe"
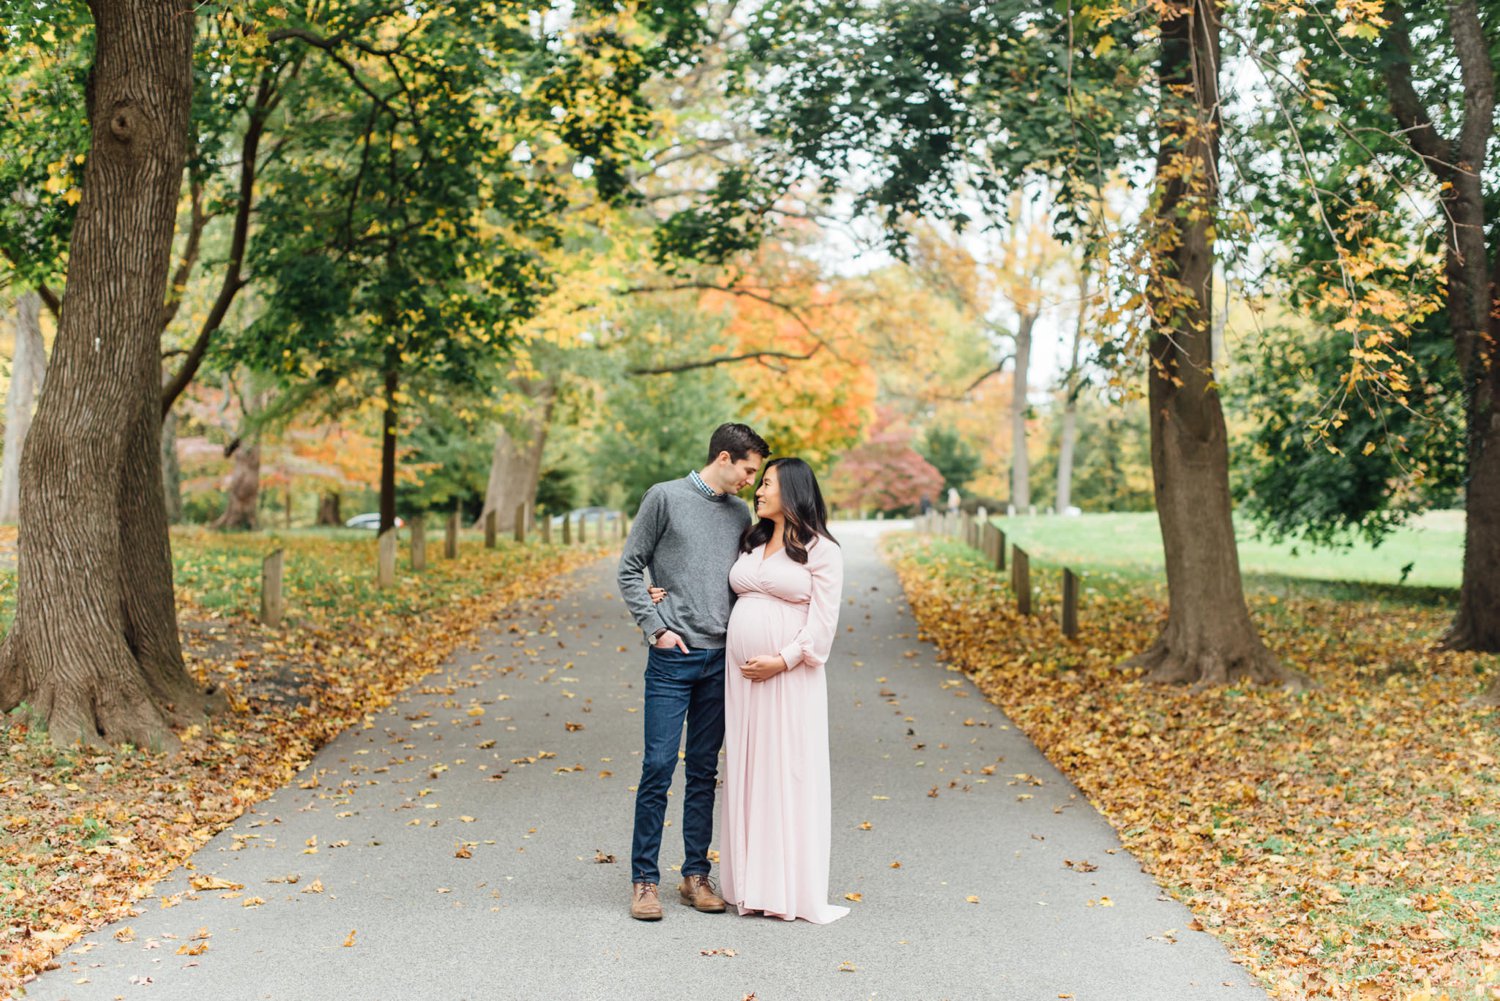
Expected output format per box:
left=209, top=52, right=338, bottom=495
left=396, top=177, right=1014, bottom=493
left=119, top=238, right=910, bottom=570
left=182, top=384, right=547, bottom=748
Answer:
left=678, top=874, right=726, bottom=912
left=631, top=882, right=663, bottom=921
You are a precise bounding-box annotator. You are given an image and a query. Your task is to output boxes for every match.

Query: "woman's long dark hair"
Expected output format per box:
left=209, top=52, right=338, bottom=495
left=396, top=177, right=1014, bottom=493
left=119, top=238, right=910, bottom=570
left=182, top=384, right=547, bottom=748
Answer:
left=740, top=457, right=837, bottom=563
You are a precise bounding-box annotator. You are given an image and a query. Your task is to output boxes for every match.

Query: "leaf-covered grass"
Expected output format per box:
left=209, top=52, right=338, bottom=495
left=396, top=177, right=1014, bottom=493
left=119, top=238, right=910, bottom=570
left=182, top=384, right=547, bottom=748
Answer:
left=0, top=527, right=609, bottom=994
left=988, top=510, right=1463, bottom=590
left=887, top=533, right=1500, bottom=1001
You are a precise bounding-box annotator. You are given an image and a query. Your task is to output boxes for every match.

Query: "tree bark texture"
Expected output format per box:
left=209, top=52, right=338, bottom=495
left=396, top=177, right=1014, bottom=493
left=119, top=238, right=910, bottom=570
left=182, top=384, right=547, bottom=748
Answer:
left=317, top=491, right=342, bottom=526
left=1009, top=313, right=1035, bottom=512
left=0, top=291, right=47, bottom=523
left=0, top=0, right=204, bottom=748
left=213, top=440, right=260, bottom=530
left=1126, top=0, right=1302, bottom=688
left=1381, top=1, right=1499, bottom=651
left=481, top=379, right=556, bottom=531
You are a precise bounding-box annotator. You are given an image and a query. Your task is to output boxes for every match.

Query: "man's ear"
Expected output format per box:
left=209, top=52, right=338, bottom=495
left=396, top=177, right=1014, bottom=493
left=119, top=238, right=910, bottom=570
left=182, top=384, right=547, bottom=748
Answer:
left=713, top=450, right=732, bottom=466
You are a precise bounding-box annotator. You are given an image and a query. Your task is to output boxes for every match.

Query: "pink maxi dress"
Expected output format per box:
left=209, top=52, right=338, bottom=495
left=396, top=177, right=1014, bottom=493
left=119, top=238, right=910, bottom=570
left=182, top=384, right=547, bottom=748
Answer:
left=720, top=535, right=849, bottom=923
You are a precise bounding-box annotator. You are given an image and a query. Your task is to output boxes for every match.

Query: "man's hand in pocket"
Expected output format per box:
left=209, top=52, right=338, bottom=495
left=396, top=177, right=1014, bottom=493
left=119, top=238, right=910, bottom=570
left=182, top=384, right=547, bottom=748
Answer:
left=654, top=629, right=689, bottom=653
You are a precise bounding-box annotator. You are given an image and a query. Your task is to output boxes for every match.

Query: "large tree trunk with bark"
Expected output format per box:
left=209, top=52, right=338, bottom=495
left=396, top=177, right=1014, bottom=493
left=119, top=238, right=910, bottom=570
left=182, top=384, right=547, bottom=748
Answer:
left=481, top=379, right=556, bottom=529
left=1009, top=313, right=1035, bottom=512
left=0, top=0, right=207, bottom=749
left=0, top=291, right=47, bottom=523
left=213, top=439, right=261, bottom=530
left=1379, top=1, right=1500, bottom=652
left=1125, top=0, right=1303, bottom=688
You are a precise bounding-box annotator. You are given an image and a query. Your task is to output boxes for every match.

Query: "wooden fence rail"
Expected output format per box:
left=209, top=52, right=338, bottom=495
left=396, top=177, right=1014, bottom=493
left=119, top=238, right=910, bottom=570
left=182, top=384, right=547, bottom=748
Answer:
left=920, top=511, right=1081, bottom=638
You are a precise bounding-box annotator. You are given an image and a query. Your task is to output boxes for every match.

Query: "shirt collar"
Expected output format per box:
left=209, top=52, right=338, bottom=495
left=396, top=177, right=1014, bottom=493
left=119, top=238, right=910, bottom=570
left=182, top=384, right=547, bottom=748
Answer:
left=688, top=469, right=723, bottom=499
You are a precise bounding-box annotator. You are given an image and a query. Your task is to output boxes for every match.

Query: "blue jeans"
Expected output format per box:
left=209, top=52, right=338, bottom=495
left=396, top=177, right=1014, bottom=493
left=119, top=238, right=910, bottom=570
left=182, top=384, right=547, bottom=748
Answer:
left=631, top=645, right=726, bottom=884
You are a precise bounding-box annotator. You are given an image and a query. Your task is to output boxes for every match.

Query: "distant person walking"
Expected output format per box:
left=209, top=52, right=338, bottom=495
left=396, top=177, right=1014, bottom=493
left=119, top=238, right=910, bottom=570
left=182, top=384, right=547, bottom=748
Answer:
left=946, top=486, right=961, bottom=515
left=616, top=423, right=769, bottom=921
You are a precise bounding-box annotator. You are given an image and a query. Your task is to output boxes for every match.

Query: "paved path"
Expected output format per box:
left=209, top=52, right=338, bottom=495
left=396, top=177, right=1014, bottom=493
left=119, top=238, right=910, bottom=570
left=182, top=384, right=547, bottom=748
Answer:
left=30, top=522, right=1265, bottom=1001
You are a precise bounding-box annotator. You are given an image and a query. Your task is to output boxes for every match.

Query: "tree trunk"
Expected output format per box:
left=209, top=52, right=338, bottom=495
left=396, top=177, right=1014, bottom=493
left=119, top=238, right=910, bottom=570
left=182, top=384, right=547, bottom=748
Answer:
left=1377, top=0, right=1500, bottom=652
left=160, top=404, right=183, bottom=523
left=213, top=439, right=260, bottom=530
left=317, top=491, right=342, bottom=526
left=1124, top=0, right=1303, bottom=688
left=379, top=364, right=398, bottom=535
left=0, top=0, right=204, bottom=749
left=1055, top=271, right=1088, bottom=514
left=0, top=291, right=47, bottom=523
left=481, top=378, right=556, bottom=529
left=1009, top=312, right=1035, bottom=511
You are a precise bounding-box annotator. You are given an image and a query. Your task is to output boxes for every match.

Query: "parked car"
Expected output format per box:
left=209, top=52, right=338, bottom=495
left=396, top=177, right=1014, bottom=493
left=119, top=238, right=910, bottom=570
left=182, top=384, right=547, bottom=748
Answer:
left=344, top=513, right=405, bottom=530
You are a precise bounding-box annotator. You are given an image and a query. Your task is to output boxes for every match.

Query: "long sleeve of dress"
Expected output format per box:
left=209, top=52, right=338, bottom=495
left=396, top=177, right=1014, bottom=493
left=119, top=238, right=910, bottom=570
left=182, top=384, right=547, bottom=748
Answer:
left=777, top=538, right=843, bottom=671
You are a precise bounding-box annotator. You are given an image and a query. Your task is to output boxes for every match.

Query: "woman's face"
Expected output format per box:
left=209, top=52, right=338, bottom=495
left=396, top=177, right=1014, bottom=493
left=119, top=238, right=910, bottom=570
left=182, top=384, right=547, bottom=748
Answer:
left=754, top=465, right=783, bottom=520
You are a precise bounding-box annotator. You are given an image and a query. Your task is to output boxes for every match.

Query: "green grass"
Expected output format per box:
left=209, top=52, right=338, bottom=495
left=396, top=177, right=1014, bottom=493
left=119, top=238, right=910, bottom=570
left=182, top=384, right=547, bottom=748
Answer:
left=986, top=510, right=1463, bottom=594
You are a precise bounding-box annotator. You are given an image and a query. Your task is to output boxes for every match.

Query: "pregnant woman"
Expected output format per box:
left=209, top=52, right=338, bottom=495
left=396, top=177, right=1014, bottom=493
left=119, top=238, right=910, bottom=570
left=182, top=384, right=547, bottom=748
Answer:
left=659, top=457, right=849, bottom=923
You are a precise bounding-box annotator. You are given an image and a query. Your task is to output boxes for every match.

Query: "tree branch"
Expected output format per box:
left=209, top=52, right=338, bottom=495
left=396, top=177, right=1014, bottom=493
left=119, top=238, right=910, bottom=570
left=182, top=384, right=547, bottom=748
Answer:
left=161, top=69, right=274, bottom=417
left=1447, top=0, right=1495, bottom=167
left=159, top=176, right=208, bottom=332
left=629, top=345, right=822, bottom=375
left=1381, top=1, right=1455, bottom=179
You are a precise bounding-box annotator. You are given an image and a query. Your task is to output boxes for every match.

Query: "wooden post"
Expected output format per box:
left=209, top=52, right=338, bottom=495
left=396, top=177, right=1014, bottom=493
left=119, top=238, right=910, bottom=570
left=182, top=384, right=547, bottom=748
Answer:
left=484, top=509, right=497, bottom=549
left=541, top=512, right=553, bottom=543
left=514, top=502, right=527, bottom=543
left=624, top=513, right=631, bottom=539
left=1012, top=546, right=1031, bottom=616
left=260, top=549, right=285, bottom=627
left=562, top=511, right=572, bottom=545
left=995, top=528, right=1007, bottom=571
left=618, top=512, right=626, bottom=540
left=411, top=515, right=427, bottom=572
left=1062, top=567, right=1080, bottom=639
left=378, top=528, right=396, bottom=588
left=445, top=507, right=459, bottom=559
left=579, top=510, right=587, bottom=544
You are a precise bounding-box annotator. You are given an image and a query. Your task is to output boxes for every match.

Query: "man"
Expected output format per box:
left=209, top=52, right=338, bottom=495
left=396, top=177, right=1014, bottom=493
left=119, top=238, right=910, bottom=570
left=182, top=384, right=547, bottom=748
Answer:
left=616, top=422, right=769, bottom=921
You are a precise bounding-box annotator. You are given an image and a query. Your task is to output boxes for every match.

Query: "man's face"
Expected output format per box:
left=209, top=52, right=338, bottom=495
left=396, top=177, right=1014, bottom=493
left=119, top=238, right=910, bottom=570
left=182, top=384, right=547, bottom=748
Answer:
left=713, top=451, right=765, bottom=493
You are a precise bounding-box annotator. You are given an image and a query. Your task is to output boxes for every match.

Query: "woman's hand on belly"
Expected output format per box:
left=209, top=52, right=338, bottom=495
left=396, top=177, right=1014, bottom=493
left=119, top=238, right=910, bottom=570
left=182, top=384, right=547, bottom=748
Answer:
left=740, top=654, right=788, bottom=682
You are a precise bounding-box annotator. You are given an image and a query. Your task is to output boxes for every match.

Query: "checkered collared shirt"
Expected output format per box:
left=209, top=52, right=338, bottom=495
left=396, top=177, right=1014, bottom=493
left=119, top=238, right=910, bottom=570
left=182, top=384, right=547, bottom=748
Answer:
left=688, top=469, right=721, bottom=499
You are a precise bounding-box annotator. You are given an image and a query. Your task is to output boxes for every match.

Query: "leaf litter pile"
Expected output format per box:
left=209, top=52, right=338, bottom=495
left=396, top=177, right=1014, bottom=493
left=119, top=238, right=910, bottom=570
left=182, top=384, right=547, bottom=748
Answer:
left=887, top=534, right=1500, bottom=1001
left=0, top=527, right=605, bottom=994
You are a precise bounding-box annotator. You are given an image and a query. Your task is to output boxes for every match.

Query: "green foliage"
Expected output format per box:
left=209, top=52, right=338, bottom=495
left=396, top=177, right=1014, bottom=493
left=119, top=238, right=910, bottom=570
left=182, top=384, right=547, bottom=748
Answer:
left=917, top=425, right=980, bottom=493
left=1030, top=395, right=1154, bottom=513
left=1228, top=320, right=1465, bottom=548
left=588, top=303, right=750, bottom=512
left=397, top=405, right=494, bottom=516
left=0, top=12, right=91, bottom=290
left=725, top=0, right=1151, bottom=242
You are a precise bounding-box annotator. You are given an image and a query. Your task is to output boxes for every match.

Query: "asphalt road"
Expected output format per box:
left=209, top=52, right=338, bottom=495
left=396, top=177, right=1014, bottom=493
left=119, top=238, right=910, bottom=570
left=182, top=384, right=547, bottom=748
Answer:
left=27, top=521, right=1266, bottom=1001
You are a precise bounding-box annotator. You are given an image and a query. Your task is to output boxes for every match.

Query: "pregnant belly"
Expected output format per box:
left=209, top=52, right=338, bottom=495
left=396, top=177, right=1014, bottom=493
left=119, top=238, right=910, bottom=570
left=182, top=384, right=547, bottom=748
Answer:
left=727, top=593, right=808, bottom=663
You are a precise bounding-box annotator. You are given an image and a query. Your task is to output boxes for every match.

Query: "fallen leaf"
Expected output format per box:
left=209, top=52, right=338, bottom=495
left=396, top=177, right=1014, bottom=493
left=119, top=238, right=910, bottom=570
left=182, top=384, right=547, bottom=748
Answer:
left=189, top=876, right=242, bottom=892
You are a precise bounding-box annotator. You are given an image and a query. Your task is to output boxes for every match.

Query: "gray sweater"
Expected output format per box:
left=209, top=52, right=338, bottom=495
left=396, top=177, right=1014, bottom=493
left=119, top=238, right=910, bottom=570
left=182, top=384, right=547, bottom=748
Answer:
left=617, top=476, right=752, bottom=649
